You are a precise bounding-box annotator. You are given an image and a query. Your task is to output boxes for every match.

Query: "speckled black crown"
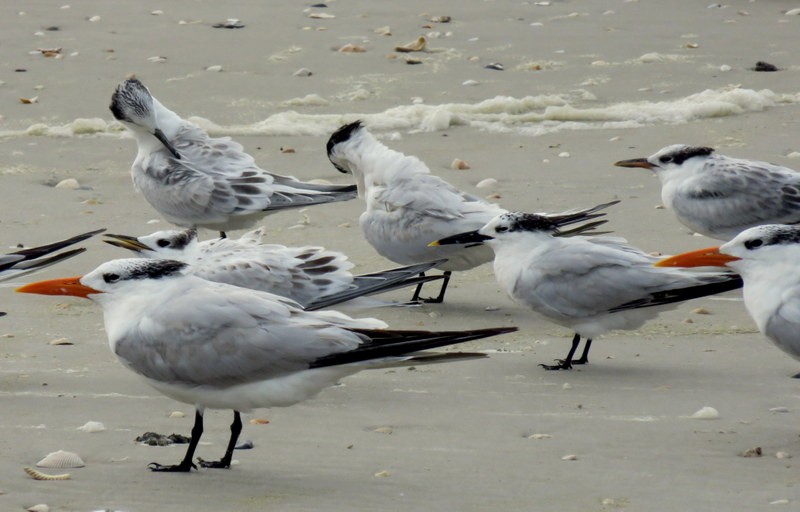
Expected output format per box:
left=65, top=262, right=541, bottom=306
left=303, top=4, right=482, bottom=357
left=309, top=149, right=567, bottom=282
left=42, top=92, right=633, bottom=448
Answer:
left=126, top=259, right=188, bottom=280
left=109, top=78, right=150, bottom=122
left=660, top=146, right=715, bottom=166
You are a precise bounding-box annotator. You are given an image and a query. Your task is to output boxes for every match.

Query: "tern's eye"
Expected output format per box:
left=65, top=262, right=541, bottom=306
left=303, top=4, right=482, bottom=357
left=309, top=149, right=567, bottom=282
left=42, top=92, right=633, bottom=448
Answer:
left=744, top=239, right=763, bottom=250
left=156, top=239, right=170, bottom=248
left=495, top=226, right=509, bottom=233
left=103, top=273, right=121, bottom=283
left=659, top=155, right=673, bottom=164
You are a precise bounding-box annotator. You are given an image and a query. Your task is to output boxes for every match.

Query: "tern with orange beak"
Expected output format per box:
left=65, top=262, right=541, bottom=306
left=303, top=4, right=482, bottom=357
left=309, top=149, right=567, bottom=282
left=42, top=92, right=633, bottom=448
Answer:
left=615, top=145, right=800, bottom=240
left=657, top=224, right=800, bottom=366
left=432, top=207, right=742, bottom=370
left=17, top=258, right=515, bottom=473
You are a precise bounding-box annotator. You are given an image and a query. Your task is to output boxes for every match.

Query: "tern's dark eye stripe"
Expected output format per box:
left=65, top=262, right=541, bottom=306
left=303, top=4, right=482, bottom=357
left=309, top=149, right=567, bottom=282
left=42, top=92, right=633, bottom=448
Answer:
left=127, top=260, right=188, bottom=280
left=662, top=146, right=714, bottom=166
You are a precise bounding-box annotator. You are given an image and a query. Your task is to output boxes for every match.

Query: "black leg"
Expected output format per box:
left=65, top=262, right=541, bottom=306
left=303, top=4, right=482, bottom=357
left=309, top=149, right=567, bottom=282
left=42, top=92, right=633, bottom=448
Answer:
left=198, top=411, right=243, bottom=469
left=572, top=338, right=593, bottom=365
left=410, top=271, right=452, bottom=304
left=219, top=231, right=227, bottom=239
left=540, top=333, right=581, bottom=371
left=410, top=272, right=427, bottom=302
left=148, top=409, right=203, bottom=472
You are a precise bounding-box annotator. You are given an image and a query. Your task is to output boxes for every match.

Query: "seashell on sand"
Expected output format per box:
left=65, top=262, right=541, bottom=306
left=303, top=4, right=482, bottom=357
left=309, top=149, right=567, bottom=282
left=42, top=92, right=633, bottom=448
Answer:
left=405, top=57, right=422, bottom=65
left=740, top=446, right=762, bottom=458
left=395, top=36, right=426, bottom=53
left=690, top=406, right=719, bottom=420
left=374, top=470, right=390, bottom=477
left=249, top=418, right=270, bottom=425
left=55, top=178, right=80, bottom=190
left=373, top=427, right=393, bottom=434
left=24, top=467, right=71, bottom=481
left=37, top=450, right=85, bottom=468
left=451, top=158, right=470, bottom=170
left=338, top=43, right=366, bottom=53
left=76, top=421, right=105, bottom=433
left=561, top=454, right=578, bottom=461
left=27, top=505, right=50, bottom=512
left=49, top=337, right=73, bottom=345
left=476, top=178, right=497, bottom=189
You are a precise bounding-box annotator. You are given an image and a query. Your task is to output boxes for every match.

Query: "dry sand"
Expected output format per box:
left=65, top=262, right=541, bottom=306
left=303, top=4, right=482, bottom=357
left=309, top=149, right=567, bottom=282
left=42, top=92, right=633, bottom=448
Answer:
left=1, top=1, right=800, bottom=510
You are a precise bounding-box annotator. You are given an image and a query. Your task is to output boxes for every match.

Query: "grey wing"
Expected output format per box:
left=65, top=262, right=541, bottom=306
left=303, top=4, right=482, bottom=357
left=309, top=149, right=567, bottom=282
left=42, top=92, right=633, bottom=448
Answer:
left=766, top=286, right=800, bottom=353
left=113, top=286, right=367, bottom=387
left=380, top=173, right=503, bottom=223
left=674, top=160, right=800, bottom=234
left=514, top=242, right=694, bottom=318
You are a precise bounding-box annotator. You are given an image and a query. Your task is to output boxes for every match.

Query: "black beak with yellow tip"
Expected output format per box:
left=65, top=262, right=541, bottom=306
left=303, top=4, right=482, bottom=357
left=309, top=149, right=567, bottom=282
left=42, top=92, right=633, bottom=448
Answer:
left=103, top=234, right=152, bottom=253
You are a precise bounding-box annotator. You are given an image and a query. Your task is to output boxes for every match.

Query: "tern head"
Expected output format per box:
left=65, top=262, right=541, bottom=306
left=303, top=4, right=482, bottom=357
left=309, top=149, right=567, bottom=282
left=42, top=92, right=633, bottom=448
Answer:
left=614, top=145, right=715, bottom=173
left=656, top=224, right=800, bottom=272
left=104, top=229, right=198, bottom=258
left=17, top=258, right=190, bottom=300
left=110, top=77, right=181, bottom=159
left=327, top=120, right=365, bottom=174
left=431, top=213, right=563, bottom=247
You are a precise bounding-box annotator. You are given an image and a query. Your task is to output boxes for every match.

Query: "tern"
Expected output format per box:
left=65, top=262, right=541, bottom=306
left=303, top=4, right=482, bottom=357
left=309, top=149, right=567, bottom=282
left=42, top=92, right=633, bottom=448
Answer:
left=18, top=258, right=516, bottom=472
left=615, top=144, right=800, bottom=240
left=432, top=206, right=743, bottom=369
left=656, top=224, right=800, bottom=367
left=110, top=77, right=357, bottom=237
left=326, top=120, right=515, bottom=303
left=103, top=227, right=444, bottom=310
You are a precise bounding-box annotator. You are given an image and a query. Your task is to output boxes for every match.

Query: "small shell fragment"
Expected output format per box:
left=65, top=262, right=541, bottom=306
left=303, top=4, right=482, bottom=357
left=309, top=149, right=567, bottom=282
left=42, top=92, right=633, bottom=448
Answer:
left=55, top=178, right=80, bottom=190
left=24, top=467, right=71, bottom=480
left=308, top=12, right=335, bottom=19
left=740, top=446, right=762, bottom=458
left=690, top=406, right=719, bottom=419
left=691, top=307, right=711, bottom=315
left=776, top=451, right=791, bottom=459
left=374, top=26, right=391, bottom=36
left=769, top=499, right=790, bottom=506
left=169, top=411, right=186, bottom=418
left=49, top=337, right=73, bottom=345
left=87, top=15, right=101, bottom=22
left=27, top=505, right=50, bottom=512
left=395, top=36, right=426, bottom=53
left=20, top=96, right=39, bottom=104
left=561, top=454, right=578, bottom=461
left=405, top=57, right=422, bottom=65
left=451, top=158, right=470, bottom=170
left=527, top=433, right=552, bottom=439
left=338, top=43, right=366, bottom=53
left=205, top=65, right=223, bottom=72
left=769, top=406, right=789, bottom=413
left=476, top=178, right=497, bottom=189
left=249, top=418, right=270, bottom=425
left=430, top=15, right=451, bottom=23
left=373, top=427, right=393, bottom=434
left=293, top=68, right=313, bottom=77
left=76, top=421, right=105, bottom=433
left=374, top=470, right=391, bottom=477
left=484, top=63, right=504, bottom=71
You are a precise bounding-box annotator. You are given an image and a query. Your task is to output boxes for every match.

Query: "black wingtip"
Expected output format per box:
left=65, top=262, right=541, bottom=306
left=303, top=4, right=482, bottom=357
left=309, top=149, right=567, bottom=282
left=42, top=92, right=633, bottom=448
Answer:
left=327, top=120, right=364, bottom=157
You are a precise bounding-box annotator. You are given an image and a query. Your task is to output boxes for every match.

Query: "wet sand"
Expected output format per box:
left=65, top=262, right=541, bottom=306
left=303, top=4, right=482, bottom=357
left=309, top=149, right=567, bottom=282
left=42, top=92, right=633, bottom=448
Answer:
left=2, top=1, right=800, bottom=510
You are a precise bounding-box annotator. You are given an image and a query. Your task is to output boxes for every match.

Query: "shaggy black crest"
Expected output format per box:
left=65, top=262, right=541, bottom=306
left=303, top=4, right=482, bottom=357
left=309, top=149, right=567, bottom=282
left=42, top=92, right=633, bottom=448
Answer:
left=327, top=121, right=363, bottom=173
left=109, top=78, right=151, bottom=122
left=659, top=146, right=715, bottom=166
left=506, top=213, right=557, bottom=233
left=124, top=260, right=188, bottom=281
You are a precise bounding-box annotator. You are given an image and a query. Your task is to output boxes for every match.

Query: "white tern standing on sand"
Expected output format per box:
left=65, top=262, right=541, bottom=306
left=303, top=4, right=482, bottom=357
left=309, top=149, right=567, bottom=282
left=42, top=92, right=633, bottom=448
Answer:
left=432, top=207, right=743, bottom=370
left=17, top=258, right=516, bottom=472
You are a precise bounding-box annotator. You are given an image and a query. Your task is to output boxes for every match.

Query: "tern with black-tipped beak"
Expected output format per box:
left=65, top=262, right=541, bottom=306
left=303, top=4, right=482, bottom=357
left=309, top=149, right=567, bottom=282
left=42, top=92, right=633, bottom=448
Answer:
left=615, top=144, right=800, bottom=240
left=0, top=228, right=104, bottom=283
left=17, top=258, right=516, bottom=472
left=110, top=77, right=357, bottom=237
left=656, top=224, right=800, bottom=368
left=104, top=227, right=444, bottom=311
left=432, top=205, right=743, bottom=370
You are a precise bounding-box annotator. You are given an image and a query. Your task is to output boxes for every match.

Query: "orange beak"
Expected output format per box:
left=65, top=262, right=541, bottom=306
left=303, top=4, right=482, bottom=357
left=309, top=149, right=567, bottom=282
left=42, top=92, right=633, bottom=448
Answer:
left=654, top=246, right=740, bottom=268
left=614, top=157, right=655, bottom=170
left=16, top=276, right=100, bottom=299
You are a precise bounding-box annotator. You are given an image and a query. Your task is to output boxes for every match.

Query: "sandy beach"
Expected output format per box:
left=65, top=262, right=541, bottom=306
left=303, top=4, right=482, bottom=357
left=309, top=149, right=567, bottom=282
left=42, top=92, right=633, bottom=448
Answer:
left=2, top=1, right=800, bottom=510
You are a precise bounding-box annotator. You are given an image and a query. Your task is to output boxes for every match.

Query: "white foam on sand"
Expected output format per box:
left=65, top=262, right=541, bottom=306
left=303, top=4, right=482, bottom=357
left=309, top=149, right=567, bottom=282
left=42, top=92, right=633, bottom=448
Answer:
left=2, top=86, right=798, bottom=140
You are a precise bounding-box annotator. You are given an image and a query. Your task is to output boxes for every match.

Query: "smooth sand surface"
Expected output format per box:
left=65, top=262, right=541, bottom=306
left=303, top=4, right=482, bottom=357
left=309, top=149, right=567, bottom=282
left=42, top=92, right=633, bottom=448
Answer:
left=2, top=1, right=800, bottom=510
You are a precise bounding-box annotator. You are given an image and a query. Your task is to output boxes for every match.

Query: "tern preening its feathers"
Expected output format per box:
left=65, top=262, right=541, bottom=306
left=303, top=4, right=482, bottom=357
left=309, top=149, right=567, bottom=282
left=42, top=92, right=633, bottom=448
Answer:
left=615, top=144, right=800, bottom=241
left=17, top=258, right=516, bottom=472
left=110, top=77, right=357, bottom=237
left=432, top=204, right=743, bottom=370
left=326, top=121, right=507, bottom=303
left=103, top=227, right=444, bottom=311
left=656, top=224, right=800, bottom=368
